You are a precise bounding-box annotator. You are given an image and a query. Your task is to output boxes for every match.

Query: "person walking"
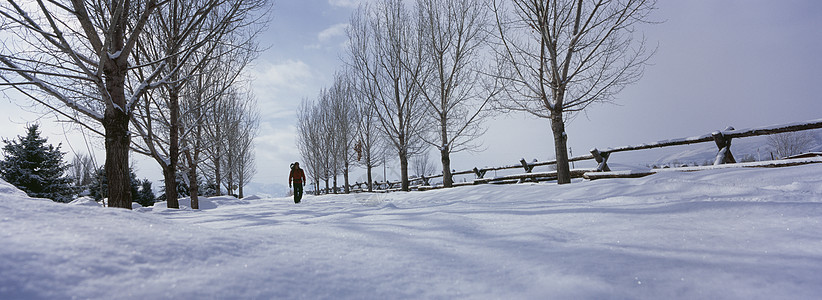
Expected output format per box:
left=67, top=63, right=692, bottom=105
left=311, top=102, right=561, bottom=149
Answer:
left=289, top=162, right=306, bottom=203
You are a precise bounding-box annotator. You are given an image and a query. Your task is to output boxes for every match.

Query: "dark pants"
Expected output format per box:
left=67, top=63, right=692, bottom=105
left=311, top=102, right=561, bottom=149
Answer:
left=293, top=182, right=303, bottom=203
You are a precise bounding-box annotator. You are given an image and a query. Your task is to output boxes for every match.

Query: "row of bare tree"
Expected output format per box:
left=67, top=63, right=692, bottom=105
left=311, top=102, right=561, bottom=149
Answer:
left=298, top=0, right=496, bottom=193
left=297, top=71, right=358, bottom=194
left=298, top=0, right=657, bottom=192
left=0, top=0, right=269, bottom=208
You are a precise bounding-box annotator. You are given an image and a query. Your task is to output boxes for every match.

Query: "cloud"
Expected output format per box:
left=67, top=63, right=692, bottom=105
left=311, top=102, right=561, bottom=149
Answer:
left=328, top=0, right=361, bottom=8
left=249, top=59, right=313, bottom=92
left=256, top=123, right=298, bottom=155
left=317, top=23, right=349, bottom=42
left=246, top=59, right=317, bottom=152
left=247, top=59, right=314, bottom=114
left=254, top=123, right=300, bottom=183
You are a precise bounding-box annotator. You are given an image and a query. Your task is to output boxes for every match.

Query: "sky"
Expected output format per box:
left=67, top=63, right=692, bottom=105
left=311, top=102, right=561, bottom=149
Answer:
left=1, top=0, right=821, bottom=190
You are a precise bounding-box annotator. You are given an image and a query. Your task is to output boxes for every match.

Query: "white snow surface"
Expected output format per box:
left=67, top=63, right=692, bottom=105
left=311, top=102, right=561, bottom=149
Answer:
left=3, top=165, right=822, bottom=299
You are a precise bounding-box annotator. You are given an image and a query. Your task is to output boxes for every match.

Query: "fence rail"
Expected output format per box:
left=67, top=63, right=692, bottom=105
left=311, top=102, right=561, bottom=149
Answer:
left=590, top=118, right=822, bottom=171
left=308, top=118, right=822, bottom=195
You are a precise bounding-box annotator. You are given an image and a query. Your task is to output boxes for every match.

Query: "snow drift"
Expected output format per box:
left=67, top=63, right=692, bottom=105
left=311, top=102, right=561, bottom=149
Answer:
left=2, top=164, right=822, bottom=299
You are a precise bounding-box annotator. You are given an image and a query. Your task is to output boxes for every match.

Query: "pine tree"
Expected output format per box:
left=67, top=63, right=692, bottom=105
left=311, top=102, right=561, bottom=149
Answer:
left=201, top=180, right=219, bottom=197
left=135, top=179, right=155, bottom=207
left=90, top=168, right=108, bottom=202
left=0, top=124, right=75, bottom=202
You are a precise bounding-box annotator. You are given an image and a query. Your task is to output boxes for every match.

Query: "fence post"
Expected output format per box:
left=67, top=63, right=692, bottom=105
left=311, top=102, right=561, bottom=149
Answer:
left=712, top=127, right=737, bottom=165
left=590, top=148, right=611, bottom=172
left=520, top=158, right=535, bottom=173
left=518, top=159, right=536, bottom=183
left=473, top=167, right=487, bottom=179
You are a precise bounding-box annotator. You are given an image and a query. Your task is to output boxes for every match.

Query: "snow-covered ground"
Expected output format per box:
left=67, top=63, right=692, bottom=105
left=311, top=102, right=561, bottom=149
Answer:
left=2, top=164, right=822, bottom=299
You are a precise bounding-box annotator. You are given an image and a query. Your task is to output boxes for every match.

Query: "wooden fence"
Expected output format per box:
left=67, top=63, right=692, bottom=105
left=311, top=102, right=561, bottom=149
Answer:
left=309, top=118, right=822, bottom=194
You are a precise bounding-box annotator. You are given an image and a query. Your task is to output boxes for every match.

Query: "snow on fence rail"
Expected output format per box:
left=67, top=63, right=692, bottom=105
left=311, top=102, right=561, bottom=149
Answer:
left=590, top=118, right=822, bottom=171
left=309, top=118, right=822, bottom=194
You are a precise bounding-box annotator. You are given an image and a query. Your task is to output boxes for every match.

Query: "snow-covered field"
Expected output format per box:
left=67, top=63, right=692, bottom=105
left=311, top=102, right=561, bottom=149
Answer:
left=2, top=164, right=822, bottom=299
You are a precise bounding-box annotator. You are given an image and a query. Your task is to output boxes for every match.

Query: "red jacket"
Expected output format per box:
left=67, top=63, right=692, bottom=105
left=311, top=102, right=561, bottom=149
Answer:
left=289, top=168, right=306, bottom=185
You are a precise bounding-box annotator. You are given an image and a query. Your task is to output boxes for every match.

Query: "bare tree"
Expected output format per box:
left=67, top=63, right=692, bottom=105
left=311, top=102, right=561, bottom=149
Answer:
left=130, top=0, right=268, bottom=208
left=350, top=71, right=385, bottom=192
left=348, top=0, right=429, bottom=191
left=200, top=90, right=234, bottom=196
left=235, top=89, right=260, bottom=198
left=296, top=98, right=325, bottom=195
left=314, top=88, right=335, bottom=193
left=411, top=150, right=436, bottom=179
left=0, top=0, right=268, bottom=208
left=416, top=0, right=498, bottom=187
left=179, top=58, right=222, bottom=208
left=211, top=87, right=259, bottom=197
left=181, top=47, right=257, bottom=206
left=0, top=1, right=165, bottom=208
left=491, top=0, right=656, bottom=184
left=68, top=152, right=96, bottom=190
left=328, top=70, right=358, bottom=194
left=295, top=74, right=358, bottom=195
left=768, top=131, right=815, bottom=158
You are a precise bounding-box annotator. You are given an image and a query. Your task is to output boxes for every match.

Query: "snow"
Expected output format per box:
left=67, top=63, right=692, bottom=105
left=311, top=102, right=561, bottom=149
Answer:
left=721, top=118, right=822, bottom=136
left=652, top=157, right=822, bottom=172
left=0, top=179, right=29, bottom=199
left=3, top=165, right=822, bottom=299
left=242, top=194, right=264, bottom=200
left=68, top=196, right=102, bottom=207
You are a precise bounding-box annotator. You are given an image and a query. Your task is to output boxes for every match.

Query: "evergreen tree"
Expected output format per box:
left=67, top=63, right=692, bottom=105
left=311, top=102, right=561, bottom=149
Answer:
left=129, top=171, right=140, bottom=204
left=0, top=124, right=75, bottom=202
left=90, top=168, right=108, bottom=202
left=201, top=180, right=218, bottom=197
left=135, top=179, right=155, bottom=207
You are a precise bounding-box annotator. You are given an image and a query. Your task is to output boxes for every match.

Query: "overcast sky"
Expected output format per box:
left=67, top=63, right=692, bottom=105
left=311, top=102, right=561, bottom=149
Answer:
left=2, top=0, right=821, bottom=188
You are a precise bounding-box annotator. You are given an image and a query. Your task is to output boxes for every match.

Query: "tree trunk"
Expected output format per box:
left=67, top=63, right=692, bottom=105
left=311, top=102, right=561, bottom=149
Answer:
left=102, top=35, right=132, bottom=209
left=103, top=108, right=132, bottom=209
left=238, top=179, right=244, bottom=198
left=238, top=163, right=244, bottom=198
left=185, top=149, right=199, bottom=209
left=163, top=165, right=179, bottom=208
left=214, top=126, right=222, bottom=196
left=226, top=166, right=234, bottom=196
left=440, top=104, right=453, bottom=187
left=367, top=164, right=373, bottom=192
left=333, top=172, right=338, bottom=194
left=164, top=83, right=180, bottom=208
left=441, top=146, right=452, bottom=188
left=187, top=105, right=203, bottom=209
left=400, top=150, right=409, bottom=191
left=551, top=112, right=571, bottom=184
left=343, top=164, right=350, bottom=194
